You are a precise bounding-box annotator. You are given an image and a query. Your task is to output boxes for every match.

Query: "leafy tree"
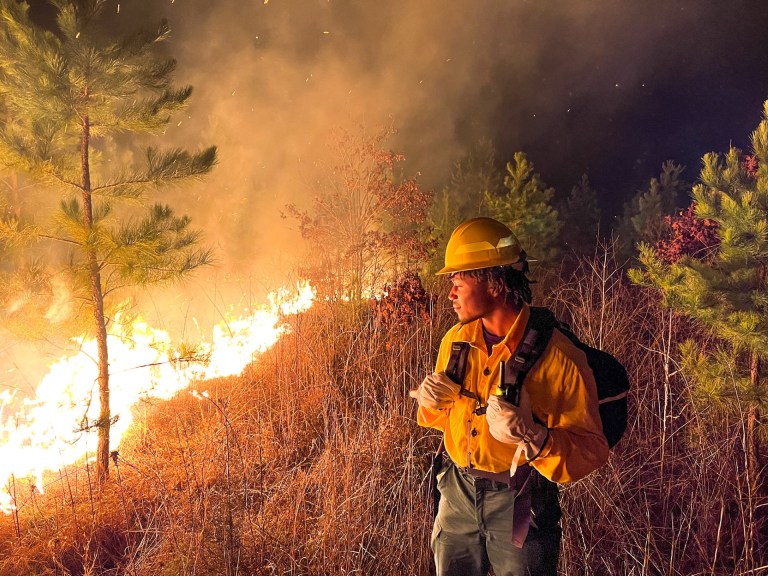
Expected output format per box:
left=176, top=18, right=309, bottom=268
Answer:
left=560, top=173, right=601, bottom=255
left=484, top=151, right=562, bottom=263
left=370, top=270, right=432, bottom=330
left=284, top=127, right=432, bottom=300
left=630, top=102, right=768, bottom=562
left=654, top=203, right=720, bottom=264
left=429, top=139, right=501, bottom=271
left=0, top=0, right=217, bottom=484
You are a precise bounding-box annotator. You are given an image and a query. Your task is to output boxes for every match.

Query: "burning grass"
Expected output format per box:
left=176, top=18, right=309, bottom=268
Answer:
left=0, top=297, right=445, bottom=575
left=0, top=251, right=766, bottom=574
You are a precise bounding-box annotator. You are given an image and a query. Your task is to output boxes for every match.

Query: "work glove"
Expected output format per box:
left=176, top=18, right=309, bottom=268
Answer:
left=409, top=372, right=461, bottom=411
left=486, top=389, right=549, bottom=461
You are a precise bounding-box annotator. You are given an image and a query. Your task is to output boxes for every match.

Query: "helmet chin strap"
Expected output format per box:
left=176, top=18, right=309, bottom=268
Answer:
left=518, top=250, right=530, bottom=274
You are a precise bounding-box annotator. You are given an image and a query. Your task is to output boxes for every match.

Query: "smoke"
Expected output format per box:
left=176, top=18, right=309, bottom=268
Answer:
left=94, top=0, right=767, bottom=274
left=43, top=278, right=73, bottom=324
left=14, top=0, right=768, bottom=324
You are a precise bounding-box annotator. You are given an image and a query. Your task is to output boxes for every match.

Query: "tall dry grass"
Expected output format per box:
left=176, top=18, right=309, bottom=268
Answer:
left=549, top=243, right=766, bottom=576
left=0, top=295, right=451, bottom=575
left=0, top=246, right=765, bottom=575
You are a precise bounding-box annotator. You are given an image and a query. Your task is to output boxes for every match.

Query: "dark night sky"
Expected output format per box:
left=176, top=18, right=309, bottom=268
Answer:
left=493, top=1, right=768, bottom=213
left=23, top=0, right=768, bottom=259
left=445, top=1, right=768, bottom=215
left=160, top=2, right=768, bottom=215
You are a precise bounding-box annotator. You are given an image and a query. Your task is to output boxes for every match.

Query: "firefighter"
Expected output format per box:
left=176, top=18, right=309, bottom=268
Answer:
left=412, top=217, right=609, bottom=576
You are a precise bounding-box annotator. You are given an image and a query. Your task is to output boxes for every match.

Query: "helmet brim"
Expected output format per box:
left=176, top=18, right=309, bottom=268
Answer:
left=436, top=258, right=533, bottom=276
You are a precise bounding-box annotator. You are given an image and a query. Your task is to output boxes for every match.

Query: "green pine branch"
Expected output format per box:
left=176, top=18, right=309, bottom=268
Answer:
left=484, top=151, right=562, bottom=262
left=630, top=99, right=768, bottom=418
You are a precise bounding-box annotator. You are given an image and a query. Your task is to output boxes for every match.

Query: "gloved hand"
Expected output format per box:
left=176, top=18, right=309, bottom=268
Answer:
left=409, top=372, right=461, bottom=411
left=486, top=389, right=549, bottom=461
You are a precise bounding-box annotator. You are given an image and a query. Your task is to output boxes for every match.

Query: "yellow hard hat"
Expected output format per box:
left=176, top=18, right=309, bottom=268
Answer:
left=437, top=217, right=526, bottom=275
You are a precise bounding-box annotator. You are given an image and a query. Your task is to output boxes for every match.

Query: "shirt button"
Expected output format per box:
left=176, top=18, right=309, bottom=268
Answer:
left=483, top=367, right=490, bottom=376
left=471, top=428, right=478, bottom=437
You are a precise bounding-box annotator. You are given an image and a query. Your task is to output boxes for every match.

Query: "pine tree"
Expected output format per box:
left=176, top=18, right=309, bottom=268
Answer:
left=0, top=0, right=217, bottom=484
left=561, top=173, right=601, bottom=255
left=429, top=139, right=501, bottom=271
left=484, top=151, right=562, bottom=263
left=630, top=102, right=768, bottom=563
left=618, top=160, right=688, bottom=258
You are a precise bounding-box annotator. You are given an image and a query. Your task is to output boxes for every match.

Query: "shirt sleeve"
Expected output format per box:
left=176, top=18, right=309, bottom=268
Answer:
left=415, top=329, right=455, bottom=431
left=527, top=331, right=610, bottom=483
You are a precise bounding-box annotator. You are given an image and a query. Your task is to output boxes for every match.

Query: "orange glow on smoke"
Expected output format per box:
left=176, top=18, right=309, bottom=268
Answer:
left=0, top=281, right=315, bottom=513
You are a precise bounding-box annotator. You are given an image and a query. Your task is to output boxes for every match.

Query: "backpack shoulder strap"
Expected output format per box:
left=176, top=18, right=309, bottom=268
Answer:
left=445, top=340, right=482, bottom=403
left=499, top=307, right=557, bottom=405
left=445, top=341, right=471, bottom=384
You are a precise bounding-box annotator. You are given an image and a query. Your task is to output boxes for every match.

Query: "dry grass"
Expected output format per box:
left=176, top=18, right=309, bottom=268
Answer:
left=0, top=250, right=765, bottom=575
left=550, top=244, right=767, bottom=576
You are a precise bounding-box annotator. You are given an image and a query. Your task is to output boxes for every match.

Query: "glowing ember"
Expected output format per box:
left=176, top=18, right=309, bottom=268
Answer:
left=0, top=281, right=314, bottom=513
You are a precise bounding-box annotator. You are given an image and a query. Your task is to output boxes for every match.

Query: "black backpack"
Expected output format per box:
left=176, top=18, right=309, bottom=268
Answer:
left=499, top=307, right=630, bottom=448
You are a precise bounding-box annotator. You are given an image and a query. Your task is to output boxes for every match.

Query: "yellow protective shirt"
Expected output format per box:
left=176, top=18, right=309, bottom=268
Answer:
left=417, top=304, right=609, bottom=484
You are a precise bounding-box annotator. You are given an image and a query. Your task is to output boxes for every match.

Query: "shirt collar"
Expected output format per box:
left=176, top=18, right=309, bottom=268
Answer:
left=455, top=302, right=531, bottom=357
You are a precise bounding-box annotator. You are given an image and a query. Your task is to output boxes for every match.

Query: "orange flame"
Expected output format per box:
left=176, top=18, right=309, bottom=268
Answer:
left=0, top=281, right=315, bottom=513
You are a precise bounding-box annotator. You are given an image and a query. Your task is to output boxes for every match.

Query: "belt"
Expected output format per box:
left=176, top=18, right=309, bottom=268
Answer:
left=451, top=459, right=532, bottom=492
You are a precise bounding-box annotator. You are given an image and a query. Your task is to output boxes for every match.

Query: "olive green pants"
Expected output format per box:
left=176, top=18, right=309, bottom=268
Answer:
left=431, top=460, right=561, bottom=576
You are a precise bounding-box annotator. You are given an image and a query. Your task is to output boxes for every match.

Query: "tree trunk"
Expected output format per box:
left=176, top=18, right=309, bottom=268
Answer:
left=81, top=109, right=111, bottom=486
left=748, top=354, right=761, bottom=492
left=747, top=351, right=762, bottom=568
left=91, top=246, right=110, bottom=487
left=753, top=263, right=766, bottom=495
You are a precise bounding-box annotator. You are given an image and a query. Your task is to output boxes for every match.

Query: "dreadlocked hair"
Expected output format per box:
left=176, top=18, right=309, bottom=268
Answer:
left=458, top=261, right=534, bottom=310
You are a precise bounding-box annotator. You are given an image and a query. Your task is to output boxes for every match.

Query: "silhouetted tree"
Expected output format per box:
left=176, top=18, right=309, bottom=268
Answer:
left=561, top=173, right=601, bottom=255
left=618, top=160, right=688, bottom=258
left=429, top=139, right=501, bottom=271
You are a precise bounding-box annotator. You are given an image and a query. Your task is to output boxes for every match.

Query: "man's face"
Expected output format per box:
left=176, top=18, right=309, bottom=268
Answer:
left=448, top=272, right=497, bottom=324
